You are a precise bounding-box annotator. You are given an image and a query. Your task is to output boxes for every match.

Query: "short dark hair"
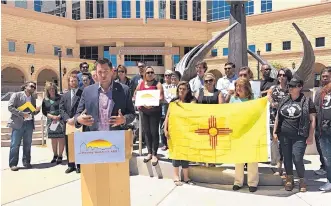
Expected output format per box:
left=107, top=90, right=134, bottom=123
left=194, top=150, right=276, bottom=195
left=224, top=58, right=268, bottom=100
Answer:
left=117, top=65, right=128, bottom=74
left=95, top=58, right=113, bottom=69
left=172, top=71, right=182, bottom=80
left=321, top=67, right=331, bottom=74
left=196, top=61, right=208, bottom=72
left=79, top=62, right=88, bottom=69
left=25, top=81, right=36, bottom=87
left=277, top=68, right=293, bottom=82
left=82, top=72, right=90, bottom=78
left=225, top=62, right=235, bottom=69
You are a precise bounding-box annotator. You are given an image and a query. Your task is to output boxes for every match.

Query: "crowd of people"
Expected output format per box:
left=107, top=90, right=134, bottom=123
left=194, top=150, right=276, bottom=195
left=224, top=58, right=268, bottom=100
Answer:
left=6, top=58, right=331, bottom=193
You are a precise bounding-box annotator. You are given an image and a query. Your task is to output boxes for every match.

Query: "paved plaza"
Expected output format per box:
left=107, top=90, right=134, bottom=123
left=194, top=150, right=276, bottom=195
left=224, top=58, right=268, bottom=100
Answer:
left=1, top=146, right=330, bottom=206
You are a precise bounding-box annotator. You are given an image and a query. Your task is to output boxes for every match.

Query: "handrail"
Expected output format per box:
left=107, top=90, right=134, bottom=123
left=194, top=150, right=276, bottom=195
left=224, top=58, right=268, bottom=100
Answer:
left=1, top=92, right=13, bottom=101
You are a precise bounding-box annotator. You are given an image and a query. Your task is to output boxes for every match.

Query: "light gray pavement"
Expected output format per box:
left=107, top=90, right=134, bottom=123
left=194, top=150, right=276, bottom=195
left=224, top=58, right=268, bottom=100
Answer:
left=1, top=146, right=330, bottom=206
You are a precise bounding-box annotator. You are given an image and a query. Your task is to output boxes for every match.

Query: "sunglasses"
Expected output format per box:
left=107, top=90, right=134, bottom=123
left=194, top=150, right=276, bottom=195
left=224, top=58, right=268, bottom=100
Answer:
left=204, top=79, right=213, bottom=83
left=138, top=66, right=144, bottom=69
left=224, top=67, right=232, bottom=71
left=239, top=74, right=248, bottom=77
left=118, top=70, right=125, bottom=73
left=146, top=71, right=154, bottom=75
left=29, top=85, right=36, bottom=89
left=289, top=85, right=299, bottom=88
left=164, top=74, right=171, bottom=77
left=82, top=66, right=88, bottom=69
left=264, top=69, right=271, bottom=71
left=278, top=74, right=286, bottom=77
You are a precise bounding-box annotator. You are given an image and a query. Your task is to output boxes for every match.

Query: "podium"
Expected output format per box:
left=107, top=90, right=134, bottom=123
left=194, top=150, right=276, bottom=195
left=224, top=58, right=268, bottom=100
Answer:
left=66, top=124, right=132, bottom=206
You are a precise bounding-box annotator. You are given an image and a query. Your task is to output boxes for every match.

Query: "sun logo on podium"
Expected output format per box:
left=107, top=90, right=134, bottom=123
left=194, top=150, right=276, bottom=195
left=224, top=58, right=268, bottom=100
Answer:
left=80, top=139, right=119, bottom=154
left=195, top=116, right=233, bottom=149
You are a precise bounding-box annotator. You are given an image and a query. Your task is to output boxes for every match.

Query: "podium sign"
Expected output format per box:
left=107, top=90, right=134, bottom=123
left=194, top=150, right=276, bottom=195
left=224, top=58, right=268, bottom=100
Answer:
left=74, top=131, right=125, bottom=164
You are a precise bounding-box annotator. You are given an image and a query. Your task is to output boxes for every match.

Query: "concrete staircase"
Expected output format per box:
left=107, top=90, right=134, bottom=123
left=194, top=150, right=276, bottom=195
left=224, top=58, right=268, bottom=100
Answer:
left=1, top=120, right=47, bottom=147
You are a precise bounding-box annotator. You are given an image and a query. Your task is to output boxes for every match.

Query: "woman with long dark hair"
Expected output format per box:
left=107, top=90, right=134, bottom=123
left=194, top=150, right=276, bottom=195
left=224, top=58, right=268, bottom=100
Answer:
left=268, top=68, right=292, bottom=175
left=135, top=66, right=164, bottom=166
left=317, top=81, right=331, bottom=191
left=273, top=78, right=316, bottom=192
left=42, top=82, right=65, bottom=164
left=164, top=81, right=196, bottom=186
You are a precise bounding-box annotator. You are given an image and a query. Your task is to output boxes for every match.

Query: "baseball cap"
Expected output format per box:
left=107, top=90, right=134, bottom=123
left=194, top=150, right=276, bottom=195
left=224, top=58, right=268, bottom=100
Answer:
left=165, top=70, right=173, bottom=75
left=288, top=78, right=303, bottom=87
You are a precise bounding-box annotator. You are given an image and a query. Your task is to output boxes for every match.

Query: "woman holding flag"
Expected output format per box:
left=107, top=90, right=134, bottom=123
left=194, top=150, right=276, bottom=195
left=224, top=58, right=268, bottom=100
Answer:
left=230, top=78, right=259, bottom=193
left=164, top=81, right=196, bottom=186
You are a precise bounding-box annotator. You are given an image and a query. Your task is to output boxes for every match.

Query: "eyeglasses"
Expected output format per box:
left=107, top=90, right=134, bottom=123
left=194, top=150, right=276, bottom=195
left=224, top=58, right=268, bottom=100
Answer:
left=278, top=74, right=286, bottom=77
left=224, top=67, right=232, bottom=71
left=204, top=79, right=213, bottom=83
left=118, top=70, right=125, bottom=73
left=146, top=71, right=154, bottom=75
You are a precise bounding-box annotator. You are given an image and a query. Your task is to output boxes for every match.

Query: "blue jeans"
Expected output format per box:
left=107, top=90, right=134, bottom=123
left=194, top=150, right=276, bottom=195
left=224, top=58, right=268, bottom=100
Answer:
left=320, top=130, right=331, bottom=182
left=9, top=120, right=34, bottom=167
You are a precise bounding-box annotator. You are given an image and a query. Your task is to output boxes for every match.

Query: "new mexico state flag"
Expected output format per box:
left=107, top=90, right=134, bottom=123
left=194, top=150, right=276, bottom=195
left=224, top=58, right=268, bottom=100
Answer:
left=168, top=97, right=270, bottom=164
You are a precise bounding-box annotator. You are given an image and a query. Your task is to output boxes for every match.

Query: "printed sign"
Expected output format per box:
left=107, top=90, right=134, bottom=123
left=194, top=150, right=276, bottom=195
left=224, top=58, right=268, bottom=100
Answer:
left=135, top=90, right=161, bottom=106
left=250, top=81, right=261, bottom=98
left=74, top=131, right=125, bottom=164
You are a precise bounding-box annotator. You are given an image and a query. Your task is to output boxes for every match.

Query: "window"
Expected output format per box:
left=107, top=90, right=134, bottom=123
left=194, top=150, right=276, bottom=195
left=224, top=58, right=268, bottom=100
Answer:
left=170, top=0, right=176, bottom=19
left=316, top=37, right=325, bottom=47
left=136, top=0, right=141, bottom=18
left=248, top=44, right=256, bottom=53
left=223, top=48, right=228, bottom=56
left=97, top=0, right=104, bottom=18
left=8, top=41, right=15, bottom=52
left=193, top=0, right=201, bottom=21
left=86, top=0, right=93, bottom=19
left=122, top=0, right=131, bottom=18
left=261, top=0, right=272, bottom=13
left=184, top=47, right=194, bottom=54
left=180, top=0, right=187, bottom=20
left=266, top=43, right=272, bottom=52
left=211, top=49, right=218, bottom=57
left=27, top=44, right=35, bottom=54
left=124, top=55, right=163, bottom=66
left=72, top=0, right=80, bottom=20
left=66, top=48, right=73, bottom=56
left=207, top=0, right=230, bottom=22
left=108, top=0, right=117, bottom=18
left=145, top=0, right=154, bottom=19
left=245, top=0, right=254, bottom=16
left=104, top=46, right=117, bottom=66
left=80, top=46, right=98, bottom=60
left=34, top=0, right=42, bottom=12
left=15, top=0, right=27, bottom=9
left=282, top=41, right=291, bottom=51
left=159, top=0, right=166, bottom=19
left=173, top=55, right=180, bottom=66
left=54, top=46, right=61, bottom=56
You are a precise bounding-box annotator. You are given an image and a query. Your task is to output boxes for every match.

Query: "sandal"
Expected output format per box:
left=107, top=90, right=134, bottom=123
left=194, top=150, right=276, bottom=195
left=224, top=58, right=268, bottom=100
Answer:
left=174, top=180, right=183, bottom=186
left=184, top=180, right=195, bottom=185
left=152, top=159, right=159, bottom=166
left=51, top=155, right=58, bottom=164
left=56, top=156, right=63, bottom=164
left=143, top=156, right=152, bottom=163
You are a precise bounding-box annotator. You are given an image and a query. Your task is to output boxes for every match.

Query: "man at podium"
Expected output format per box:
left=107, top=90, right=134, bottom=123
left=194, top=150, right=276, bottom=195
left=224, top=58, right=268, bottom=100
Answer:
left=75, top=58, right=135, bottom=131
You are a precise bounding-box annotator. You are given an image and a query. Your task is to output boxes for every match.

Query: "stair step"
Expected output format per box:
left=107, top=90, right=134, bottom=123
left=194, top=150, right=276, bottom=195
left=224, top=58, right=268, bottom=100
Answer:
left=1, top=125, right=43, bottom=133
left=1, top=131, right=43, bottom=140
left=1, top=138, right=46, bottom=147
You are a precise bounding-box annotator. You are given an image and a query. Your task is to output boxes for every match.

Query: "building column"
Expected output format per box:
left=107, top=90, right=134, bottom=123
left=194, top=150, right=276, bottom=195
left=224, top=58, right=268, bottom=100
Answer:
left=154, top=0, right=159, bottom=19
left=131, top=0, right=136, bottom=18
left=93, top=0, right=97, bottom=18
left=166, top=0, right=170, bottom=19
left=255, top=0, right=262, bottom=14
left=179, top=46, right=185, bottom=58
left=187, top=0, right=192, bottom=21
left=116, top=42, right=125, bottom=66
left=141, top=0, right=146, bottom=21
left=98, top=46, right=104, bottom=59
left=117, top=0, right=122, bottom=18
left=66, top=0, right=73, bottom=19
left=201, top=0, right=207, bottom=22
left=80, top=0, right=86, bottom=19
left=27, top=0, right=34, bottom=10
left=104, top=0, right=109, bottom=18
left=176, top=0, right=180, bottom=19
left=164, top=42, right=173, bottom=70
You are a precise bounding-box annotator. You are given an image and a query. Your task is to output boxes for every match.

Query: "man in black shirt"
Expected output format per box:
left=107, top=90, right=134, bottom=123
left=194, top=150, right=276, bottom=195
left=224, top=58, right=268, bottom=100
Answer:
left=260, top=64, right=277, bottom=97
left=131, top=62, right=145, bottom=94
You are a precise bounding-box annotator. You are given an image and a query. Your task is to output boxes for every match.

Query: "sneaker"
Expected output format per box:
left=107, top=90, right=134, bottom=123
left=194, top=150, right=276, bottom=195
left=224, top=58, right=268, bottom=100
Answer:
left=249, top=186, right=258, bottom=193
left=314, top=168, right=327, bottom=176
left=233, top=185, right=241, bottom=191
left=299, top=178, right=307, bottom=192
left=10, top=166, right=19, bottom=171
left=319, top=181, right=331, bottom=191
left=23, top=163, right=32, bottom=169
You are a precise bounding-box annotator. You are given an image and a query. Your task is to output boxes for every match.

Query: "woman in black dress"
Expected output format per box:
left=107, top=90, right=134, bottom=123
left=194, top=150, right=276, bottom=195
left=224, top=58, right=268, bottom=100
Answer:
left=42, top=82, right=65, bottom=164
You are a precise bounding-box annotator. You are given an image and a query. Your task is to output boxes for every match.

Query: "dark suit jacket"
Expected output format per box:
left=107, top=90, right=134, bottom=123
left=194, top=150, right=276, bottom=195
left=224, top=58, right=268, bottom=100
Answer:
left=74, top=82, right=135, bottom=131
left=59, top=88, right=83, bottom=123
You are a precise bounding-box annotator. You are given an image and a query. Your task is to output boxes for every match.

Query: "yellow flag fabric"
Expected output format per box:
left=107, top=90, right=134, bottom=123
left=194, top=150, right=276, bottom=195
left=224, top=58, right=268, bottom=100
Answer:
left=17, top=102, right=36, bottom=112
left=168, top=97, right=270, bottom=164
